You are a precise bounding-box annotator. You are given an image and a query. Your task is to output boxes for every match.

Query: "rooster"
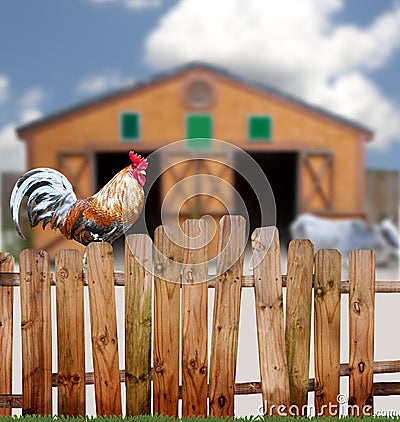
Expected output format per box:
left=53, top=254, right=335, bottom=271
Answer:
left=10, top=150, right=147, bottom=245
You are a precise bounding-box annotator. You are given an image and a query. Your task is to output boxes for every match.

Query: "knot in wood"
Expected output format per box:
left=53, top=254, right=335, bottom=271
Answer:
left=353, top=301, right=361, bottom=314
left=358, top=361, right=365, bottom=373
left=155, top=263, right=164, bottom=273
left=186, top=270, right=194, bottom=284
left=348, top=396, right=356, bottom=406
left=189, top=359, right=197, bottom=369
left=218, top=395, right=227, bottom=408
left=72, top=374, right=81, bottom=384
left=58, top=268, right=68, bottom=279
left=199, top=364, right=207, bottom=375
left=98, top=335, right=109, bottom=346
left=154, top=365, right=164, bottom=373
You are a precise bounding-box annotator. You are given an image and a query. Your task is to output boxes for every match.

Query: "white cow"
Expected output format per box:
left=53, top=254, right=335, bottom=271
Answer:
left=290, top=214, right=400, bottom=266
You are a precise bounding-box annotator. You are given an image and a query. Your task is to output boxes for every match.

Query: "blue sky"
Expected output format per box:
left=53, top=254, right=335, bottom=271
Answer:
left=0, top=0, right=399, bottom=172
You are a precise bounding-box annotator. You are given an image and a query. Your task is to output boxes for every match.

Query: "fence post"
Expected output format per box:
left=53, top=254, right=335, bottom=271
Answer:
left=153, top=225, right=182, bottom=417
left=285, top=239, right=314, bottom=413
left=125, top=234, right=153, bottom=415
left=349, top=250, right=375, bottom=416
left=55, top=249, right=85, bottom=416
left=0, top=253, right=14, bottom=416
left=252, top=227, right=290, bottom=415
left=210, top=215, right=246, bottom=417
left=314, top=249, right=341, bottom=416
left=87, top=242, right=122, bottom=416
left=181, top=219, right=208, bottom=416
left=20, top=249, right=52, bottom=415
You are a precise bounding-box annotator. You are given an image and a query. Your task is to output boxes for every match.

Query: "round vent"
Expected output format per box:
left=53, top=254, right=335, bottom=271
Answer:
left=181, top=76, right=217, bottom=109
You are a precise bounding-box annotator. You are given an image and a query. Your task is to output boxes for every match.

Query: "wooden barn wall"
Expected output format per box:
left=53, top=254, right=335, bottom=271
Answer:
left=19, top=69, right=367, bottom=252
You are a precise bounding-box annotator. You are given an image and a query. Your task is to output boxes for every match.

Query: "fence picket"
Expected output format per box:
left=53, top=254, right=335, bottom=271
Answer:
left=20, top=249, right=52, bottom=415
left=210, top=215, right=246, bottom=417
left=182, top=219, right=208, bottom=416
left=314, top=249, right=341, bottom=416
left=349, top=250, right=375, bottom=416
left=55, top=249, right=85, bottom=416
left=285, top=239, right=314, bottom=411
left=252, top=227, right=290, bottom=415
left=153, top=225, right=182, bottom=417
left=0, top=253, right=14, bottom=416
left=125, top=234, right=152, bottom=415
left=87, top=242, right=122, bottom=416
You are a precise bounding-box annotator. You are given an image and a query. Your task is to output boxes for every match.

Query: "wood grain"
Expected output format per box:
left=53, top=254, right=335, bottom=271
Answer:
left=314, top=249, right=341, bottom=416
left=125, top=234, right=152, bottom=415
left=20, top=249, right=52, bottom=415
left=209, top=215, right=246, bottom=416
left=252, top=227, right=290, bottom=415
left=55, top=249, right=85, bottom=416
left=0, top=253, right=14, bottom=416
left=87, top=242, right=122, bottom=416
left=182, top=219, right=208, bottom=416
left=153, top=225, right=182, bottom=417
left=285, top=239, right=314, bottom=410
left=349, top=249, right=375, bottom=416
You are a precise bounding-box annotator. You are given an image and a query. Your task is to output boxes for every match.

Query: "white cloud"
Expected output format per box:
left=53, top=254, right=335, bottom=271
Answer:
left=77, top=71, right=134, bottom=96
left=311, top=72, right=400, bottom=150
left=0, top=84, right=44, bottom=172
left=0, top=75, right=9, bottom=105
left=87, top=0, right=161, bottom=10
left=144, top=0, right=400, bottom=149
left=0, top=123, right=26, bottom=172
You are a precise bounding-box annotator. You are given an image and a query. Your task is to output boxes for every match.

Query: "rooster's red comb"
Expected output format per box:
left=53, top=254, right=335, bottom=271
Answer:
left=129, top=151, right=147, bottom=167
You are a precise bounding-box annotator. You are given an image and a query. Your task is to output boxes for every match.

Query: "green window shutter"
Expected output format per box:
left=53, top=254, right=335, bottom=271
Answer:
left=249, top=116, right=272, bottom=141
left=186, top=114, right=212, bottom=149
left=121, top=113, right=139, bottom=141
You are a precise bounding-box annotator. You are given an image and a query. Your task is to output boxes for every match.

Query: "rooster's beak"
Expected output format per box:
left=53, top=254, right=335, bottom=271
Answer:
left=139, top=170, right=146, bottom=176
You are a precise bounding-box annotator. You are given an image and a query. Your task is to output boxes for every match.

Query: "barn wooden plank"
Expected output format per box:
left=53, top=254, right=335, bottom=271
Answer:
left=125, top=234, right=153, bottom=415
left=252, top=227, right=290, bottom=415
left=55, top=249, right=85, bottom=416
left=314, top=249, right=341, bottom=416
left=209, top=215, right=246, bottom=417
left=153, top=225, right=182, bottom=417
left=182, top=219, right=208, bottom=416
left=349, top=250, right=375, bottom=416
left=0, top=253, right=14, bottom=416
left=20, top=249, right=52, bottom=415
left=87, top=242, right=122, bottom=416
left=285, top=239, right=314, bottom=410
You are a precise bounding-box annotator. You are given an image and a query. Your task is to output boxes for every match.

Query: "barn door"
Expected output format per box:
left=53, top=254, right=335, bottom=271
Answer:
left=57, top=151, right=92, bottom=198
left=160, top=150, right=234, bottom=226
left=299, top=151, right=333, bottom=213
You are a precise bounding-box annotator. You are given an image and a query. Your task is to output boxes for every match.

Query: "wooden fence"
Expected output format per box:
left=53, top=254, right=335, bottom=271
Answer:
left=0, top=215, right=399, bottom=417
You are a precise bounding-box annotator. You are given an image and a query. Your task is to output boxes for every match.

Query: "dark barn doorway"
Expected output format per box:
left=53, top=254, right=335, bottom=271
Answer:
left=95, top=151, right=161, bottom=243
left=234, top=151, right=298, bottom=243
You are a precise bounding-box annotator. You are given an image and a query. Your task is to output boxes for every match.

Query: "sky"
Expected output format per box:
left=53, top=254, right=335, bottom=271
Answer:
left=0, top=0, right=400, bottom=173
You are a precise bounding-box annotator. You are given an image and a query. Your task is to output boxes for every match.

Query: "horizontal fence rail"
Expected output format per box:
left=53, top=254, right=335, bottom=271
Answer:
left=0, top=215, right=399, bottom=417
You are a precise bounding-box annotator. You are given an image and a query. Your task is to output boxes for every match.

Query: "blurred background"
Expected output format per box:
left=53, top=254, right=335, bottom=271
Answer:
left=0, top=0, right=400, bottom=416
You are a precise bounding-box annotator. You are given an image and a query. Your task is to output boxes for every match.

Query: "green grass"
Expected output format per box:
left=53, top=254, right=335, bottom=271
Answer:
left=1, top=417, right=400, bottom=422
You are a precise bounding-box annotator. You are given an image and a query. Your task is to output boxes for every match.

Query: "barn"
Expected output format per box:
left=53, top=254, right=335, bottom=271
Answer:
left=16, top=62, right=373, bottom=253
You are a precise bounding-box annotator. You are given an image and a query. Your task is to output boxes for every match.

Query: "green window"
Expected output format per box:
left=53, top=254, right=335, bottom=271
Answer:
left=186, top=114, right=212, bottom=149
left=121, top=112, right=139, bottom=141
left=249, top=115, right=272, bottom=141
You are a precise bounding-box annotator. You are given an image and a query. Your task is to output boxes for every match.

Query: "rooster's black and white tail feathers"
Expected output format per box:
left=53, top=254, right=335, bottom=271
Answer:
left=10, top=168, right=77, bottom=239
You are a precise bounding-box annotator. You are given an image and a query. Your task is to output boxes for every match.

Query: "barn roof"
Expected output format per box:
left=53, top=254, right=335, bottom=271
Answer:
left=17, top=61, right=373, bottom=138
